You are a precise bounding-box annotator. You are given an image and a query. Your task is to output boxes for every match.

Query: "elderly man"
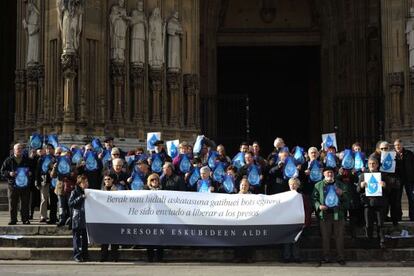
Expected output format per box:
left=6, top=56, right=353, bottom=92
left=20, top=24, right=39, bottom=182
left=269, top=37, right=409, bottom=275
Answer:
left=1, top=143, right=33, bottom=225
left=160, top=162, right=185, bottom=191
left=312, top=166, right=349, bottom=266
left=394, top=139, right=414, bottom=221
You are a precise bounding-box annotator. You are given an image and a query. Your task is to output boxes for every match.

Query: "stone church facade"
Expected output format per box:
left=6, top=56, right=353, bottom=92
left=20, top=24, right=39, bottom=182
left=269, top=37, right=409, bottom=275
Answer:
left=8, top=0, right=414, bottom=153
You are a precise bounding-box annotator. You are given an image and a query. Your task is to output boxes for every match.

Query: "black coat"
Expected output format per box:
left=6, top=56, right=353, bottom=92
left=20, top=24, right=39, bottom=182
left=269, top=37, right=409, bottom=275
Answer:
left=0, top=155, right=32, bottom=188
left=395, top=148, right=414, bottom=183
left=68, top=185, right=86, bottom=230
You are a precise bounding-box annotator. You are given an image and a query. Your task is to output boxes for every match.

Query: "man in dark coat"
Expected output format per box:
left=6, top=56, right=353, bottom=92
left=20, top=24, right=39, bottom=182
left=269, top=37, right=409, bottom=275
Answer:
left=394, top=139, right=414, bottom=221
left=0, top=143, right=33, bottom=225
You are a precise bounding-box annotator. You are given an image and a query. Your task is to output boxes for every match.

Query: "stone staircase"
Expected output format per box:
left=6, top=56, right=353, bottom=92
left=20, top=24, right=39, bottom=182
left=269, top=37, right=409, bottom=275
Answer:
left=0, top=182, right=414, bottom=262
left=0, top=220, right=414, bottom=262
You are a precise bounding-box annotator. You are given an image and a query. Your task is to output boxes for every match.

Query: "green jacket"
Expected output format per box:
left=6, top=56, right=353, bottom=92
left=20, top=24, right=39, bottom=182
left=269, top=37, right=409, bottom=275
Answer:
left=312, top=179, right=349, bottom=221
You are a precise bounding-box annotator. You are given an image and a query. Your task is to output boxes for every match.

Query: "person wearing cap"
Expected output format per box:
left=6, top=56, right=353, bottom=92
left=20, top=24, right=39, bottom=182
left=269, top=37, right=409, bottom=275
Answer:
left=127, top=159, right=151, bottom=186
left=148, top=140, right=172, bottom=169
left=312, top=166, right=349, bottom=266
left=103, top=136, right=114, bottom=150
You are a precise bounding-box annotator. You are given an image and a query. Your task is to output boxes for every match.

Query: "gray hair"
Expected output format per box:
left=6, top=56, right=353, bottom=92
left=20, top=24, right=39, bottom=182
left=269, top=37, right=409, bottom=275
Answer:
left=200, top=166, right=211, bottom=174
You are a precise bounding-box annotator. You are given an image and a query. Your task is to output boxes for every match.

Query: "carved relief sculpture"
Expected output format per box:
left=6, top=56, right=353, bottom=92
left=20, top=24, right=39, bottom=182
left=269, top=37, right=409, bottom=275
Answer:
left=167, top=11, right=183, bottom=72
left=57, top=0, right=83, bottom=54
left=130, top=0, right=146, bottom=67
left=148, top=7, right=165, bottom=69
left=109, top=0, right=130, bottom=62
left=23, top=1, right=40, bottom=66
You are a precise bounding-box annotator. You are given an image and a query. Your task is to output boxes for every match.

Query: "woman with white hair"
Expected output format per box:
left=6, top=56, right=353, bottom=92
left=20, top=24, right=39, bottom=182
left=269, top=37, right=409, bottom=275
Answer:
left=197, top=166, right=214, bottom=193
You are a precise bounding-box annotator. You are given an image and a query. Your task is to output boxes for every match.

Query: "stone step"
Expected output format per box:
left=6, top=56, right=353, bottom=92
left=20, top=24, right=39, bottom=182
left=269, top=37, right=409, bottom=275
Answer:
left=0, top=235, right=413, bottom=249
left=1, top=221, right=413, bottom=236
left=0, top=247, right=414, bottom=262
left=0, top=203, right=7, bottom=211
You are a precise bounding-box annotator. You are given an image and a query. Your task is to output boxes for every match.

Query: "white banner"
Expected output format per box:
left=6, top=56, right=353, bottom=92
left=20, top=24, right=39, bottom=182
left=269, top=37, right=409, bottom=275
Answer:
left=85, top=190, right=305, bottom=246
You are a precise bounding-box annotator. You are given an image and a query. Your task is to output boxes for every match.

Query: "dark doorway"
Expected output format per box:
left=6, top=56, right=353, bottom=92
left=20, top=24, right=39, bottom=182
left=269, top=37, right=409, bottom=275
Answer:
left=0, top=0, right=16, bottom=162
left=217, top=46, right=321, bottom=157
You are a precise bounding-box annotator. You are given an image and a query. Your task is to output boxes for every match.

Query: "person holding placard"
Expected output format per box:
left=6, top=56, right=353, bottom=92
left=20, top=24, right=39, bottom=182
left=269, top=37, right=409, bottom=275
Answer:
left=357, top=156, right=388, bottom=248
left=1, top=143, right=32, bottom=225
left=370, top=141, right=401, bottom=226
left=312, top=167, right=349, bottom=266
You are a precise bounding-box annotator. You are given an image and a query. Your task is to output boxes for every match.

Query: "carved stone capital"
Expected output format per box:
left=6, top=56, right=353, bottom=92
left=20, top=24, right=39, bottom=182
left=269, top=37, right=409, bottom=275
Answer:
left=111, top=61, right=126, bottom=86
left=167, top=72, right=180, bottom=91
left=149, top=69, right=163, bottom=92
left=388, top=72, right=404, bottom=87
left=14, top=70, right=26, bottom=87
left=26, top=66, right=39, bottom=82
left=410, top=68, right=414, bottom=85
left=61, top=53, right=78, bottom=73
left=183, top=74, right=196, bottom=95
left=130, top=65, right=144, bottom=87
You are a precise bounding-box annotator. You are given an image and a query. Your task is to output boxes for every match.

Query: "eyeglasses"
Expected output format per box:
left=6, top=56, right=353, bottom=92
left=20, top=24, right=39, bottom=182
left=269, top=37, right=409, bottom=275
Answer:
left=112, top=153, right=120, bottom=156
left=104, top=178, right=112, bottom=181
left=150, top=179, right=158, bottom=182
left=380, top=148, right=388, bottom=150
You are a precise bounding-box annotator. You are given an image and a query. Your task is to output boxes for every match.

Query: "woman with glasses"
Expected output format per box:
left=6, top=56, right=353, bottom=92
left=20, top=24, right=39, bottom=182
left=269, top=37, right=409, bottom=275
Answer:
left=144, top=173, right=164, bottom=262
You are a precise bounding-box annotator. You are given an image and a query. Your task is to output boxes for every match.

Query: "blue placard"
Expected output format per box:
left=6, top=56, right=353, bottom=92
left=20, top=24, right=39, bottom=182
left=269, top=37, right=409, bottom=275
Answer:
left=15, top=167, right=29, bottom=188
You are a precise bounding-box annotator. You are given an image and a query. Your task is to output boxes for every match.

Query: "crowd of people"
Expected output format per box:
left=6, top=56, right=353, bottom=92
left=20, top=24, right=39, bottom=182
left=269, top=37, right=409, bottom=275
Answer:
left=1, top=135, right=414, bottom=264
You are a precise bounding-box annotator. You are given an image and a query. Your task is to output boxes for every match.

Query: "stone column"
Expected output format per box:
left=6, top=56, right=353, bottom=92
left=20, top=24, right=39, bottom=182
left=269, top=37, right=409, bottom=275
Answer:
left=149, top=68, right=162, bottom=127
left=184, top=74, right=196, bottom=128
left=167, top=71, right=180, bottom=128
left=25, top=65, right=39, bottom=136
left=37, top=65, right=45, bottom=128
left=61, top=53, right=78, bottom=134
left=111, top=61, right=126, bottom=136
left=14, top=70, right=26, bottom=132
left=388, top=72, right=404, bottom=128
left=130, top=65, right=145, bottom=125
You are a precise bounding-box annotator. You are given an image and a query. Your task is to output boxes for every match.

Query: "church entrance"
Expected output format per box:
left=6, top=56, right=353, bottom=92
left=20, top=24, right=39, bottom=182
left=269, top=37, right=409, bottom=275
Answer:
left=216, top=46, right=321, bottom=156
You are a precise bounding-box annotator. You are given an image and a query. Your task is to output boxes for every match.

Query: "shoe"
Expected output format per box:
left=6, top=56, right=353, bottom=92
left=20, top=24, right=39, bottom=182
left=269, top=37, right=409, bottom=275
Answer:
left=8, top=221, right=17, bottom=225
left=23, top=220, right=30, bottom=225
left=318, top=258, right=330, bottom=266
left=293, top=258, right=302, bottom=263
left=380, top=242, right=386, bottom=249
left=337, top=259, right=346, bottom=265
left=39, top=218, right=47, bottom=223
left=74, top=257, right=83, bottom=262
left=46, top=219, right=57, bottom=224
left=29, top=214, right=34, bottom=220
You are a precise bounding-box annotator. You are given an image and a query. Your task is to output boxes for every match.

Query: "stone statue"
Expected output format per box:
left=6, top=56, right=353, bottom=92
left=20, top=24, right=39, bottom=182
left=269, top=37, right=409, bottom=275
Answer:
left=406, top=7, right=414, bottom=68
left=130, top=0, right=146, bottom=66
left=57, top=0, right=83, bottom=54
left=23, top=1, right=40, bottom=66
left=148, top=7, right=165, bottom=69
left=167, top=11, right=183, bottom=72
left=109, top=0, right=131, bottom=62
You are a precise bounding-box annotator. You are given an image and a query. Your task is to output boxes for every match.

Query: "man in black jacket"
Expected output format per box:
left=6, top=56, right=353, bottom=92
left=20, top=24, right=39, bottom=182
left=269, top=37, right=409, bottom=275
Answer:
left=0, top=143, right=32, bottom=225
left=394, top=139, right=414, bottom=221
